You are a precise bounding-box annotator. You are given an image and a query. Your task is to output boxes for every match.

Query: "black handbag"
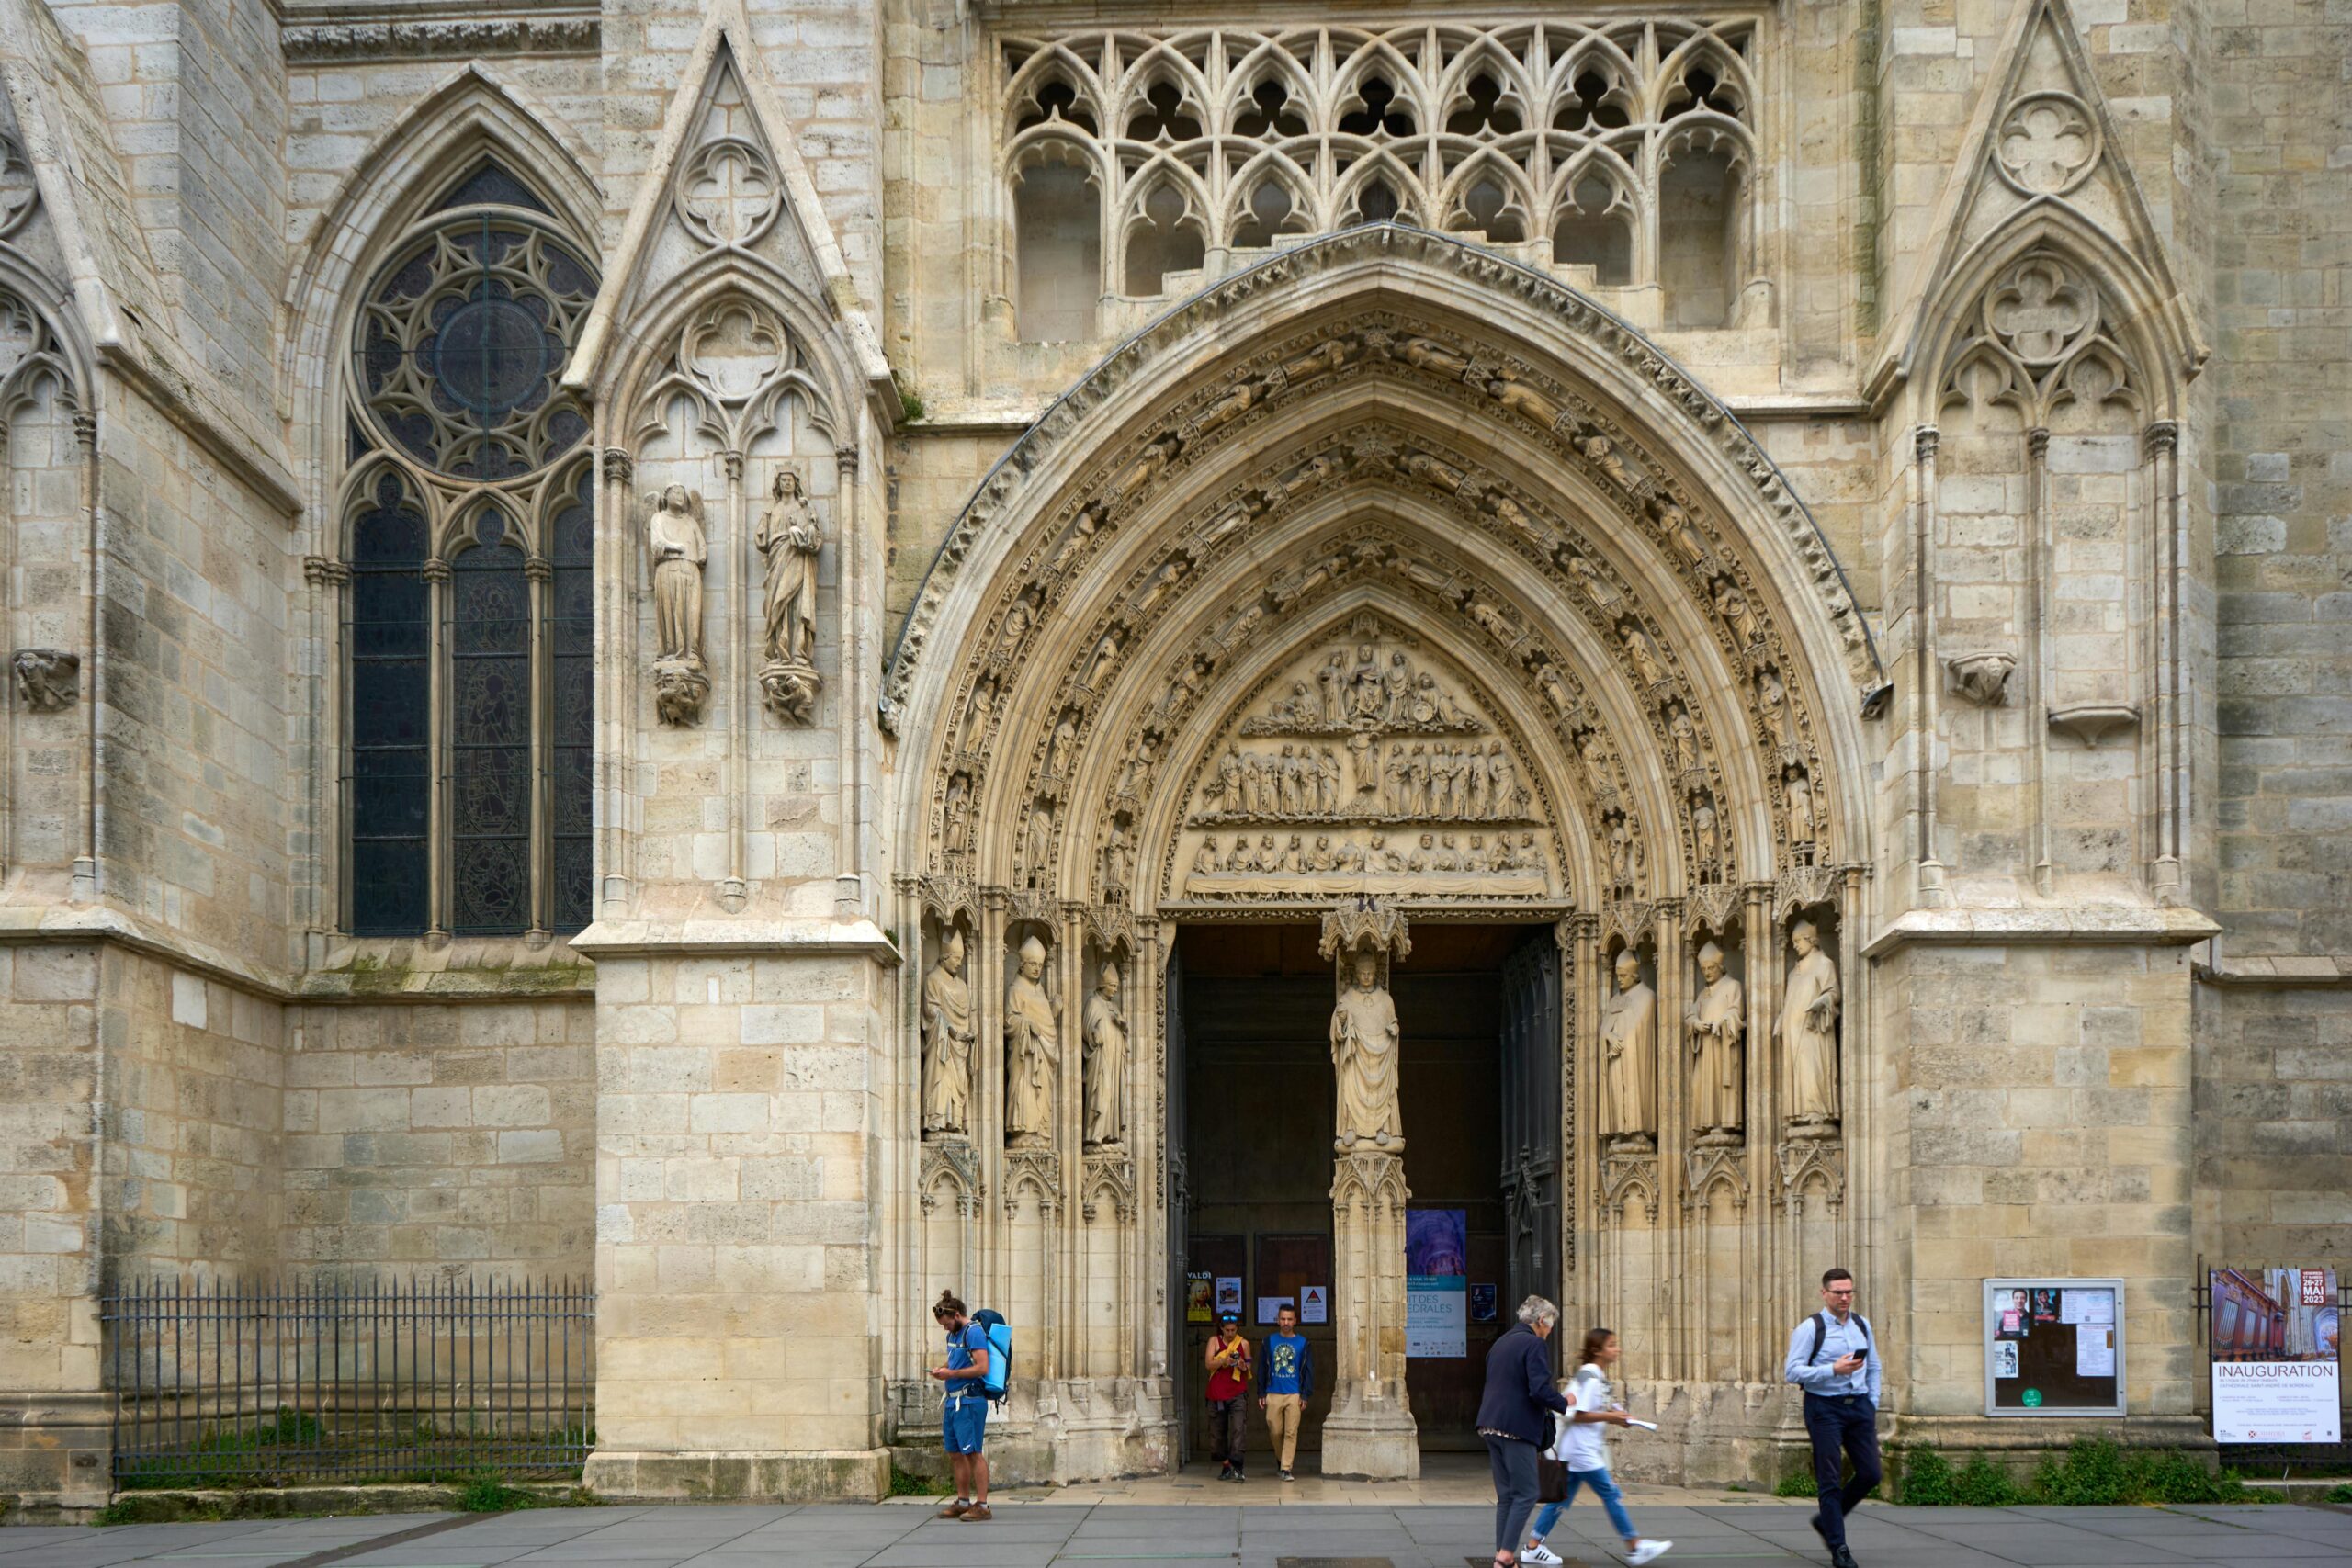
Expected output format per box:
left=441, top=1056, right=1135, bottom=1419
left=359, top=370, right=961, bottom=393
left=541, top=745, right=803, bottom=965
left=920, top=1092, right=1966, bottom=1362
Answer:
left=1537, top=1454, right=1569, bottom=1503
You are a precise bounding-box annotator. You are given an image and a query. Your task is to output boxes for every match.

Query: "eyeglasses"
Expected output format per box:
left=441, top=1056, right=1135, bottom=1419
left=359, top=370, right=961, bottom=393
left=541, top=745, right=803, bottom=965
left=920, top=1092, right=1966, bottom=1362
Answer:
left=1825, top=1287, right=1855, bottom=1296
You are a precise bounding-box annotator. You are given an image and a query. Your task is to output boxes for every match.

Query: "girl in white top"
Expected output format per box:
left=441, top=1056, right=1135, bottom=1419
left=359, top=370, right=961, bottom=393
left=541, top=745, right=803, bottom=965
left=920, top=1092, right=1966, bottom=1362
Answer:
left=1521, top=1328, right=1670, bottom=1567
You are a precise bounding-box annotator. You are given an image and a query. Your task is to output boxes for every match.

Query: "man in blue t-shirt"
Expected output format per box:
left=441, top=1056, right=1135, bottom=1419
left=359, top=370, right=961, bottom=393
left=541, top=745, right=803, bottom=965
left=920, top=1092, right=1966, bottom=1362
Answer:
left=1256, top=1303, right=1316, bottom=1481
left=929, top=1291, right=992, bottom=1521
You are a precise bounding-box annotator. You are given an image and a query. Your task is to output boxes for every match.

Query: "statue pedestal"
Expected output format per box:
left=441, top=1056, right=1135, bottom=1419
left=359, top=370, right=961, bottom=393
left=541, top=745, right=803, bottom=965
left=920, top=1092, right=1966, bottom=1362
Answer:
left=1320, top=1146, right=1419, bottom=1480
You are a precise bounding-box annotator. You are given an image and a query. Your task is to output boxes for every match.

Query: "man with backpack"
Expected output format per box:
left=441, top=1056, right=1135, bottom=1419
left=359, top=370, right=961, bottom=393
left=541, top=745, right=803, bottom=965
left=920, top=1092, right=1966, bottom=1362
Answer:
left=1781, top=1268, right=1881, bottom=1568
left=930, top=1290, right=993, bottom=1522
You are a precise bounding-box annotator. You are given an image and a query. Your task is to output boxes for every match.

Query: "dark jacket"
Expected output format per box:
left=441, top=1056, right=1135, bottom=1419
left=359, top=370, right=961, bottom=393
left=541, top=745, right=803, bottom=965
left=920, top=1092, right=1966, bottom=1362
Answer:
left=1475, top=1324, right=1568, bottom=1444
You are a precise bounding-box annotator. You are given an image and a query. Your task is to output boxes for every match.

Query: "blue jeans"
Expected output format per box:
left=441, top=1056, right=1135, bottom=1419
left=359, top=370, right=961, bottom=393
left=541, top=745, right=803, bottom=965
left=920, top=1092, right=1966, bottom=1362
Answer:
left=1529, top=1466, right=1636, bottom=1544
left=1802, top=1393, right=1882, bottom=1548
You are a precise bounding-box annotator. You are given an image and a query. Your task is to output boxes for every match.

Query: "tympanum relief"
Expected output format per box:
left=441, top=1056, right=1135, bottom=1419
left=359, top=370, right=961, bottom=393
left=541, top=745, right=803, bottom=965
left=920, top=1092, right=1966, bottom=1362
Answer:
left=1176, top=619, right=1558, bottom=901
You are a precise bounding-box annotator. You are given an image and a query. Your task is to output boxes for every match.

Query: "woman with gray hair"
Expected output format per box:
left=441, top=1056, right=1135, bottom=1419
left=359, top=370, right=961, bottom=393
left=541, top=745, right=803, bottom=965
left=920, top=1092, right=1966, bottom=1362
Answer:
left=1475, top=1294, right=1571, bottom=1567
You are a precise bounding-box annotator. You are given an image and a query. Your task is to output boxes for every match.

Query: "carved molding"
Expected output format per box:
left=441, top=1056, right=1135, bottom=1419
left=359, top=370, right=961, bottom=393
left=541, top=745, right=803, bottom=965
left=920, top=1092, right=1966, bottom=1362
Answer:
left=2049, top=704, right=2138, bottom=747
left=280, top=17, right=599, bottom=63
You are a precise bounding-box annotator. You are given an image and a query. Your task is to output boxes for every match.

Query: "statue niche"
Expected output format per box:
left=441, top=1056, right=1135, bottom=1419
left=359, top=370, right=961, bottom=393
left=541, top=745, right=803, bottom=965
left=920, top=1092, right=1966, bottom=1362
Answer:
left=1600, top=946, right=1657, bottom=1149
left=1082, top=960, right=1127, bottom=1147
left=1780, top=919, right=1841, bottom=1135
left=1687, top=939, right=1745, bottom=1142
left=1004, top=933, right=1060, bottom=1147
left=921, top=929, right=976, bottom=1137
left=1176, top=615, right=1556, bottom=903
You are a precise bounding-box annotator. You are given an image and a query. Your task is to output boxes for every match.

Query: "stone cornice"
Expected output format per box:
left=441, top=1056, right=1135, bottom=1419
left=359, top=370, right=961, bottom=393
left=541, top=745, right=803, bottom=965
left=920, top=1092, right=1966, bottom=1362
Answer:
left=1861, top=903, right=2220, bottom=958
left=279, top=10, right=599, bottom=63
left=567, top=917, right=903, bottom=964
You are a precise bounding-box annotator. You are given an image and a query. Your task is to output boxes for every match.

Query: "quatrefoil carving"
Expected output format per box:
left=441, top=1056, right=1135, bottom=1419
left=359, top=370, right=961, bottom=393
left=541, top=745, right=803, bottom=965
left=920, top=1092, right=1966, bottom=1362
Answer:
left=1996, top=92, right=2100, bottom=197
left=1985, top=256, right=2096, bottom=367
left=677, top=138, right=780, bottom=247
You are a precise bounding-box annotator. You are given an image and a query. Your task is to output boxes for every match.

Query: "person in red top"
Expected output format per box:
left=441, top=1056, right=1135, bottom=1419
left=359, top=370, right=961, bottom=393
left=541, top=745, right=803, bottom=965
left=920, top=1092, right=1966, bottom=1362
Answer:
left=1204, top=1311, right=1253, bottom=1482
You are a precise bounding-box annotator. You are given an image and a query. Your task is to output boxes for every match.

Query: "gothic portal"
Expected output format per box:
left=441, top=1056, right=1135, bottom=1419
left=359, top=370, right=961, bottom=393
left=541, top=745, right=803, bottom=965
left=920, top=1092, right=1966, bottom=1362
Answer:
left=0, top=0, right=2338, bottom=1515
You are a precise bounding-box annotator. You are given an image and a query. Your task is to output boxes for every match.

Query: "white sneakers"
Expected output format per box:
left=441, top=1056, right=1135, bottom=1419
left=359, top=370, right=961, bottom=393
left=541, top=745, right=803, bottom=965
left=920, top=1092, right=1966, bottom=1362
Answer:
left=1520, top=1546, right=1563, bottom=1566
left=1627, top=1541, right=1673, bottom=1565
left=1523, top=1535, right=1670, bottom=1565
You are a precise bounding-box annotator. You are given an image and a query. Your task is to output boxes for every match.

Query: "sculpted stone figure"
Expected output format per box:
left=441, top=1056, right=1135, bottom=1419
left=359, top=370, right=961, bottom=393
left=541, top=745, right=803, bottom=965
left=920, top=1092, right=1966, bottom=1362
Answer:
left=755, top=468, right=820, bottom=666
left=1600, top=949, right=1657, bottom=1144
left=646, top=484, right=707, bottom=664
left=11, top=649, right=78, bottom=713
left=755, top=468, right=823, bottom=721
left=1688, top=941, right=1745, bottom=1138
left=1082, top=962, right=1127, bottom=1146
left=1779, top=920, right=1841, bottom=1129
left=921, top=931, right=976, bottom=1136
left=1329, top=951, right=1403, bottom=1150
left=1004, top=935, right=1060, bottom=1147
left=645, top=485, right=710, bottom=724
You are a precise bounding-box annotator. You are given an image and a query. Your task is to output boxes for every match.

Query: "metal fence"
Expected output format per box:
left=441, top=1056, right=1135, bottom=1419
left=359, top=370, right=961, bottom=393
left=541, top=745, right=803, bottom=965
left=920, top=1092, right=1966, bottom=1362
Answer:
left=103, top=1275, right=594, bottom=1488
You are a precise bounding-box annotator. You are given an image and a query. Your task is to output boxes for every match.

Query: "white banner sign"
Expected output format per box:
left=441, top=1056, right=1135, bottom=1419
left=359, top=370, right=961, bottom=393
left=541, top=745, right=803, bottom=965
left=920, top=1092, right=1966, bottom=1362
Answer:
left=2212, top=1360, right=2341, bottom=1444
left=1406, top=1275, right=1466, bottom=1359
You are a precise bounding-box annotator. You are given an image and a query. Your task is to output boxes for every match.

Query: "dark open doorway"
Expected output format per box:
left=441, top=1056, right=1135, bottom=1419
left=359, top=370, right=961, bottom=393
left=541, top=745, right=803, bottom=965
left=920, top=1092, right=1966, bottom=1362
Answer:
left=1170, top=920, right=1560, bottom=1467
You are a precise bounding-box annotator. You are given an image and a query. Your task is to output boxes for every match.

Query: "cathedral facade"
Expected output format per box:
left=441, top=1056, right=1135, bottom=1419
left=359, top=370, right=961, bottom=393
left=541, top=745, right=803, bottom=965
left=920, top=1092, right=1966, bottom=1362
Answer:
left=0, top=0, right=2342, bottom=1508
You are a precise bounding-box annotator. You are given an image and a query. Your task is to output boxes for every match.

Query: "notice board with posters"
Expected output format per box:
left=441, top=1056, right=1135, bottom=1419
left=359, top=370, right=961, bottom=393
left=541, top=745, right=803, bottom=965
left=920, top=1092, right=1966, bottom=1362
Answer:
left=1984, top=1278, right=2125, bottom=1416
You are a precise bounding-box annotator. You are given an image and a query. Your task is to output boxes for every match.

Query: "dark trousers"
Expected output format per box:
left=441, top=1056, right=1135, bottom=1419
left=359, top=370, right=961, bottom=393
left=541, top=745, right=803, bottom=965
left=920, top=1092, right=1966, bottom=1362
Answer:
left=1208, top=1398, right=1247, bottom=1471
left=1803, top=1393, right=1882, bottom=1549
left=1484, top=1432, right=1540, bottom=1555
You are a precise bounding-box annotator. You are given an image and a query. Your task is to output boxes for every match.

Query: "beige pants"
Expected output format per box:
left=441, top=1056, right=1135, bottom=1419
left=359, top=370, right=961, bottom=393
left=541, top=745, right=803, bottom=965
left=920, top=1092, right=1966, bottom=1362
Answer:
left=1263, top=1392, right=1304, bottom=1471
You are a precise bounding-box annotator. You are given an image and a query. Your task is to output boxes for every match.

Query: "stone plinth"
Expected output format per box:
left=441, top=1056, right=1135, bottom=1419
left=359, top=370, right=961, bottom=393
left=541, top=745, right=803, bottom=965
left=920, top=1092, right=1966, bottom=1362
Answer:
left=1323, top=1147, right=1419, bottom=1480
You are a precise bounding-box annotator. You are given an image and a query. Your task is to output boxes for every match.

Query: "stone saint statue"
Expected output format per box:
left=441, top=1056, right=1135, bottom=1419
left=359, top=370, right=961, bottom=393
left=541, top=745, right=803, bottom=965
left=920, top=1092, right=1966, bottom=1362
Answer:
left=920, top=931, right=976, bottom=1136
left=755, top=468, right=821, bottom=666
left=1687, top=941, right=1745, bottom=1138
left=1004, top=934, right=1060, bottom=1147
left=646, top=484, right=707, bottom=663
left=1329, top=951, right=1402, bottom=1151
left=1082, top=962, right=1127, bottom=1147
left=1779, top=920, right=1841, bottom=1128
left=1600, top=949, right=1657, bottom=1143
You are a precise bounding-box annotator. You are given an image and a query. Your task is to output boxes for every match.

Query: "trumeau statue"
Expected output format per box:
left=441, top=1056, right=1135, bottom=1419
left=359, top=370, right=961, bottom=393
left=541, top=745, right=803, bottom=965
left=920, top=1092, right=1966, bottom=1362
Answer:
left=1600, top=948, right=1657, bottom=1144
left=1004, top=934, right=1060, bottom=1147
left=645, top=485, right=711, bottom=725
left=755, top=467, right=823, bottom=722
left=921, top=931, right=976, bottom=1137
left=1780, top=920, right=1841, bottom=1131
left=1329, top=950, right=1403, bottom=1151
left=1688, top=940, right=1746, bottom=1138
left=1082, top=962, right=1127, bottom=1147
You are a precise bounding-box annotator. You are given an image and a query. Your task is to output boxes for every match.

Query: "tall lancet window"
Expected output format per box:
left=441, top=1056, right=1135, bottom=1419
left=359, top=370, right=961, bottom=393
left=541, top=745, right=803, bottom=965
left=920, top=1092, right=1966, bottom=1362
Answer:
left=341, top=159, right=599, bottom=938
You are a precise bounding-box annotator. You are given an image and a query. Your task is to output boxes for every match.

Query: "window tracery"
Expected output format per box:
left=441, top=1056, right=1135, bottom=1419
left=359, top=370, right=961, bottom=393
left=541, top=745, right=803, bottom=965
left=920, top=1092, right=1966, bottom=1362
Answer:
left=340, top=160, right=599, bottom=939
left=999, top=18, right=1760, bottom=317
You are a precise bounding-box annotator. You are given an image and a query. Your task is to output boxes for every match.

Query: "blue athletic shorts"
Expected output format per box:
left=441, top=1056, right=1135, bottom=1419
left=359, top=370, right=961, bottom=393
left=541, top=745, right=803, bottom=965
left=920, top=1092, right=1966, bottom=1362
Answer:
left=943, top=1394, right=988, bottom=1454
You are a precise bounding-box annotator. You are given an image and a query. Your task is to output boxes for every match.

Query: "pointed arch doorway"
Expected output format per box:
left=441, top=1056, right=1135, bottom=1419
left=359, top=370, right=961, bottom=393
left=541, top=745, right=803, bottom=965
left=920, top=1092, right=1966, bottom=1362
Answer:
left=1166, top=918, right=1563, bottom=1472
left=888, top=229, right=1883, bottom=1485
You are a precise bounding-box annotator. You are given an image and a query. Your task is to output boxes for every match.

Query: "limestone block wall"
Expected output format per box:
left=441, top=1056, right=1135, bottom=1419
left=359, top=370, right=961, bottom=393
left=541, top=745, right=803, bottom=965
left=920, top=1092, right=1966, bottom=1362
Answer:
left=2197, top=0, right=2352, bottom=1273
left=1878, top=941, right=2200, bottom=1434
left=584, top=948, right=894, bottom=1500
left=100, top=953, right=282, bottom=1271
left=0, top=947, right=102, bottom=1395
left=49, top=0, right=287, bottom=432
left=284, top=1001, right=594, bottom=1273
left=96, top=391, right=296, bottom=970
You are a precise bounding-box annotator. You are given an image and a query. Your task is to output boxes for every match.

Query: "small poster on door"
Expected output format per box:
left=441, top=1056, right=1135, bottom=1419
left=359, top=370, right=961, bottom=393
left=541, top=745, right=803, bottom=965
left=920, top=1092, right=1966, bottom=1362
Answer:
left=1185, top=1273, right=1215, bottom=1324
left=1470, top=1283, right=1498, bottom=1323
left=1215, top=1276, right=1243, bottom=1315
left=1298, top=1284, right=1328, bottom=1325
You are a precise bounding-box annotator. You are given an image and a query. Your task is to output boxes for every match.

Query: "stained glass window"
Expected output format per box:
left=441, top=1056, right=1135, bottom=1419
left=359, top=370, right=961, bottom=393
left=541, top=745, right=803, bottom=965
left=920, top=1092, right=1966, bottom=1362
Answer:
left=549, top=472, right=595, bottom=933
left=348, top=474, right=430, bottom=936
left=344, top=169, right=597, bottom=941
left=450, top=511, right=533, bottom=935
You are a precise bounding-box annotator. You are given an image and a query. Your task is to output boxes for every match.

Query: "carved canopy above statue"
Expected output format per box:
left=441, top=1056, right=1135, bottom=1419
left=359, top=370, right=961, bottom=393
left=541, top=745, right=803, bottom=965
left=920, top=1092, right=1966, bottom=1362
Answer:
left=889, top=230, right=1883, bottom=919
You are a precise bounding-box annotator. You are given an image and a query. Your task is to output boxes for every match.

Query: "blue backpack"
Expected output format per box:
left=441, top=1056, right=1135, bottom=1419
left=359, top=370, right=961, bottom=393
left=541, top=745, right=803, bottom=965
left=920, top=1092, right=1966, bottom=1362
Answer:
left=971, top=1309, right=1012, bottom=1403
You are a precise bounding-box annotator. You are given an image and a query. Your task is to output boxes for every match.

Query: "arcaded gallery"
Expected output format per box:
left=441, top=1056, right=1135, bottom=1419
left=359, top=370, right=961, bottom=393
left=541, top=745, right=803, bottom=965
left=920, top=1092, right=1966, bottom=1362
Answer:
left=0, top=0, right=2342, bottom=1511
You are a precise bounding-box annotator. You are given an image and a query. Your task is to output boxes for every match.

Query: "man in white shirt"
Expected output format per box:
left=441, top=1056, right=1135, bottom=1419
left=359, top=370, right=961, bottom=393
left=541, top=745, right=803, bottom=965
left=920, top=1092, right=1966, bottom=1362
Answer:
left=1781, top=1268, right=1882, bottom=1568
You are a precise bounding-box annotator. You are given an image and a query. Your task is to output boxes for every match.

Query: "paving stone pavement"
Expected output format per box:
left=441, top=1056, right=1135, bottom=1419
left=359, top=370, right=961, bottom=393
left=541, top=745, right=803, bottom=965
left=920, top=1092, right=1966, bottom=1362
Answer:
left=0, top=1502, right=2344, bottom=1568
